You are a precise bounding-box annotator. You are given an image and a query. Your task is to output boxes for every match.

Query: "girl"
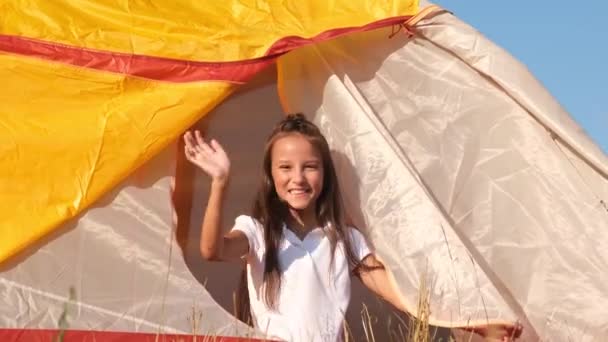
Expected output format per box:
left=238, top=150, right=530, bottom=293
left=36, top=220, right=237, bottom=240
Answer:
left=183, top=113, right=520, bottom=342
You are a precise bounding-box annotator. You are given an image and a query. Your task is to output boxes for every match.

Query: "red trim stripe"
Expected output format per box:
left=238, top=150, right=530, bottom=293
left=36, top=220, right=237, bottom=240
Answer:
left=0, top=15, right=411, bottom=83
left=265, top=15, right=413, bottom=55
left=0, top=35, right=272, bottom=84
left=0, top=328, right=271, bottom=342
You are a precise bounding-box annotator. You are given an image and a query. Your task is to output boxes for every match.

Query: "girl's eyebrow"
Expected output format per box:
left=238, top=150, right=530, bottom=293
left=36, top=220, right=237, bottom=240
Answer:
left=275, top=158, right=321, bottom=163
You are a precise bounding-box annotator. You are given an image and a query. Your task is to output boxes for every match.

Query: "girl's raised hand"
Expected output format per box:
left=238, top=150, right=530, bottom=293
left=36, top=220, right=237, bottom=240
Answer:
left=183, top=130, right=230, bottom=185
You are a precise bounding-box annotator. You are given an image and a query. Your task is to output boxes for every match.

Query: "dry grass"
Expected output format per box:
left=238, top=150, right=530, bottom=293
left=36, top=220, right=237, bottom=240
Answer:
left=342, top=274, right=451, bottom=342
left=408, top=274, right=431, bottom=342
left=53, top=286, right=76, bottom=342
left=55, top=278, right=447, bottom=342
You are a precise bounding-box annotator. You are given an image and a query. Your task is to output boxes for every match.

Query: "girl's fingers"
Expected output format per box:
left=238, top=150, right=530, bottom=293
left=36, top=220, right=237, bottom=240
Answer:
left=194, top=130, right=207, bottom=150
left=183, top=132, right=196, bottom=154
left=194, top=130, right=204, bottom=145
left=210, top=139, right=224, bottom=154
left=184, top=145, right=212, bottom=170
left=184, top=149, right=194, bottom=162
left=184, top=143, right=195, bottom=156
left=194, top=130, right=216, bottom=155
left=184, top=144, right=198, bottom=162
left=183, top=131, right=195, bottom=150
left=185, top=131, right=207, bottom=157
left=192, top=130, right=204, bottom=154
left=185, top=130, right=223, bottom=160
left=184, top=137, right=198, bottom=158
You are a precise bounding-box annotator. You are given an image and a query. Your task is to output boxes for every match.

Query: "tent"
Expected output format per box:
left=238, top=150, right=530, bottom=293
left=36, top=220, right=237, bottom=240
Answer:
left=1, top=0, right=607, bottom=340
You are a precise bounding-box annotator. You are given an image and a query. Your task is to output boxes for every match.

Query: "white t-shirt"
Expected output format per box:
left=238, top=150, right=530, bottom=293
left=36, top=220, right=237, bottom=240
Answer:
left=232, top=215, right=371, bottom=342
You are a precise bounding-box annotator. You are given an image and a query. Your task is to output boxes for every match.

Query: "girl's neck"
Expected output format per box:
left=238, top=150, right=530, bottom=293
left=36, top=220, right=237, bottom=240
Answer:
left=286, top=207, right=318, bottom=236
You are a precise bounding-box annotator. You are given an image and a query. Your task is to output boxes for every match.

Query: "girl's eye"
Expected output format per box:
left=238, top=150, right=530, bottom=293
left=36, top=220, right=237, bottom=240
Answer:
left=279, top=165, right=290, bottom=170
left=305, top=164, right=319, bottom=169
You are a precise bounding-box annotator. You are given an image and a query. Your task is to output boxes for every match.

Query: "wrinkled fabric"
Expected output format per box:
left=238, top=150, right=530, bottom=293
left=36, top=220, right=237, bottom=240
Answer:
left=0, top=52, right=233, bottom=262
left=3, top=1, right=607, bottom=341
left=278, top=10, right=608, bottom=341
left=0, top=147, right=257, bottom=337
left=0, top=0, right=418, bottom=262
left=0, top=0, right=418, bottom=61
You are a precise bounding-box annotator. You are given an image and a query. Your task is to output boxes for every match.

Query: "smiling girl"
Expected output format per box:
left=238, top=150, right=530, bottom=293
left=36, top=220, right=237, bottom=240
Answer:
left=183, top=113, right=520, bottom=342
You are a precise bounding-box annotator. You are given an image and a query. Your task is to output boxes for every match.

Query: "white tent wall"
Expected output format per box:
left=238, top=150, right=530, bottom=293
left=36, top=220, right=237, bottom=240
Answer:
left=417, top=6, right=608, bottom=200
left=411, top=10, right=608, bottom=340
left=279, top=8, right=608, bottom=342
left=0, top=147, right=256, bottom=337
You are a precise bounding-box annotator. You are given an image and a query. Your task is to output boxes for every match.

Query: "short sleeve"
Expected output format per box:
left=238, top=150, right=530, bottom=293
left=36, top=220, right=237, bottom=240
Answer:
left=231, top=215, right=263, bottom=256
left=348, top=228, right=372, bottom=263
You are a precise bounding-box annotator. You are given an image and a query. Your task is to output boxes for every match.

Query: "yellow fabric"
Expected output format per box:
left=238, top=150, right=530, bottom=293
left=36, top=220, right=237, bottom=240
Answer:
left=0, top=0, right=418, bottom=262
left=1, top=0, right=418, bottom=61
left=0, top=53, right=233, bottom=261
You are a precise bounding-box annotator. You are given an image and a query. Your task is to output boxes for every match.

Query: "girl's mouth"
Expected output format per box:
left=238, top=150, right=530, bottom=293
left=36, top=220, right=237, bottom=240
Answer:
left=288, top=189, right=310, bottom=195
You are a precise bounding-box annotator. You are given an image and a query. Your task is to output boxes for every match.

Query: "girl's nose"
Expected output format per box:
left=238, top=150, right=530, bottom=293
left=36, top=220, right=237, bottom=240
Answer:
left=292, top=169, right=306, bottom=183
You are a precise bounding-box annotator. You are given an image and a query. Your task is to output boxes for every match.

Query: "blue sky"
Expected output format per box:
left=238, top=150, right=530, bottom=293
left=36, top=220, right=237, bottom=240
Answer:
left=432, top=0, right=607, bottom=153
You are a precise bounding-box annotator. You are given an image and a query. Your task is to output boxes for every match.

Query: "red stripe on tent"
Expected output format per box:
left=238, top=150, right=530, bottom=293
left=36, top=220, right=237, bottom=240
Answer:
left=0, top=15, right=411, bottom=83
left=265, top=15, right=413, bottom=55
left=0, top=328, right=271, bottom=342
left=0, top=35, right=272, bottom=84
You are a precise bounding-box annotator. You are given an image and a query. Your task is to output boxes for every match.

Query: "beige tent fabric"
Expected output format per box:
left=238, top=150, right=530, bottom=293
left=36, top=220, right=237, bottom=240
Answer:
left=278, top=9, right=608, bottom=342
left=0, top=145, right=257, bottom=337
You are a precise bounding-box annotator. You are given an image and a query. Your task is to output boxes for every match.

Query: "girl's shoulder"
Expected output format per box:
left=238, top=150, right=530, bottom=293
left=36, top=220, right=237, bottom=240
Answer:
left=234, top=215, right=264, bottom=234
left=344, top=225, right=366, bottom=241
left=343, top=225, right=372, bottom=259
left=233, top=215, right=265, bottom=252
left=235, top=214, right=260, bottom=226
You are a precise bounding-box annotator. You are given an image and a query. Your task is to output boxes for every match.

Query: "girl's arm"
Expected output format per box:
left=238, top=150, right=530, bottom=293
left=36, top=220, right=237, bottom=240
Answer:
left=356, top=254, right=407, bottom=312
left=357, top=255, right=522, bottom=341
left=184, top=130, right=249, bottom=262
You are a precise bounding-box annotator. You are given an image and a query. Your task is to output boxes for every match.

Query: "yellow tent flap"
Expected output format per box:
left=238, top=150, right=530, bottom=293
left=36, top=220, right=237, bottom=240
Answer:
left=0, top=52, right=233, bottom=261
left=0, top=0, right=418, bottom=262
left=1, top=1, right=418, bottom=61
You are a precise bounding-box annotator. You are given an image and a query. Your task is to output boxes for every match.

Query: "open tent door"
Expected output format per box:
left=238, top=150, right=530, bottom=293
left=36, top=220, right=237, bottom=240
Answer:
left=179, top=65, right=432, bottom=341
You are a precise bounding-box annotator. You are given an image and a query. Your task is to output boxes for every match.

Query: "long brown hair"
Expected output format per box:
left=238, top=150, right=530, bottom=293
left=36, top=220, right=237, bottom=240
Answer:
left=237, top=113, right=367, bottom=321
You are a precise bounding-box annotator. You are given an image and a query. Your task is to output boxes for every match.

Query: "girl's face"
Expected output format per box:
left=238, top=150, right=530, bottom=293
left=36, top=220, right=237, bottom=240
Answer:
left=270, top=133, right=324, bottom=216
